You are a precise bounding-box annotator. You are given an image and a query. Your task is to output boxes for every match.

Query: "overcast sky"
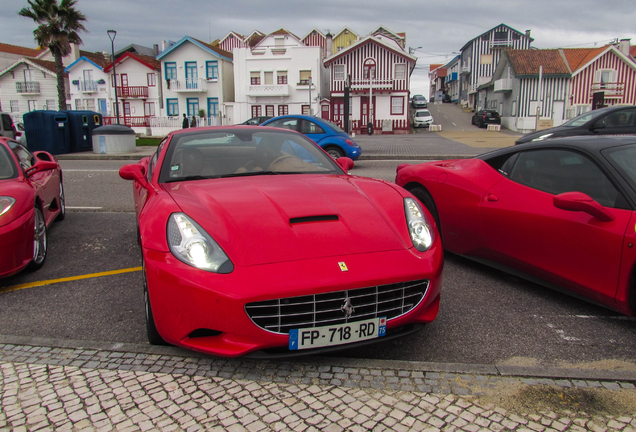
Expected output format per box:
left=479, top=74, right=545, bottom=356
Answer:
left=3, top=0, right=635, bottom=96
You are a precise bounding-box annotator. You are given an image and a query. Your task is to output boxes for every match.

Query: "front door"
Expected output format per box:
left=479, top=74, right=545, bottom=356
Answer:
left=552, top=101, right=565, bottom=126
left=98, top=98, right=107, bottom=116
left=321, top=104, right=330, bottom=120
left=123, top=102, right=131, bottom=125
left=331, top=98, right=344, bottom=127
left=360, top=96, right=375, bottom=126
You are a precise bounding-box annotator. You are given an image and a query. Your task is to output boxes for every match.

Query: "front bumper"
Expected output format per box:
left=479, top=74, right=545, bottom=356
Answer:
left=144, top=245, right=443, bottom=357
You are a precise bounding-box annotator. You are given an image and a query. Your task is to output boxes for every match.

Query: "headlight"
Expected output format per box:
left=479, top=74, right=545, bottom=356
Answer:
left=0, top=197, right=15, bottom=216
left=531, top=133, right=553, bottom=142
left=167, top=213, right=233, bottom=273
left=404, top=198, right=434, bottom=252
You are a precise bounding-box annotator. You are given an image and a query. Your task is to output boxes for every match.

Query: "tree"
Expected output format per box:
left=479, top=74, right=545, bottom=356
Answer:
left=19, top=0, right=87, bottom=111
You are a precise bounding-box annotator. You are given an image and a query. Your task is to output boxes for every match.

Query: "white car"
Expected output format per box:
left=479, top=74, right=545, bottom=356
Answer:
left=413, top=109, right=434, bottom=128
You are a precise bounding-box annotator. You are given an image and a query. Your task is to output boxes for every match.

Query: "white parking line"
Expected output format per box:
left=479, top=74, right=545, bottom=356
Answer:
left=64, top=170, right=120, bottom=172
left=66, top=206, right=104, bottom=210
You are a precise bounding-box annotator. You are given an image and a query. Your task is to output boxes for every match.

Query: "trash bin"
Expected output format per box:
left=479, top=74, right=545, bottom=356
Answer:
left=63, top=110, right=103, bottom=152
left=367, top=122, right=374, bottom=135
left=92, top=124, right=135, bottom=154
left=22, top=111, right=70, bottom=155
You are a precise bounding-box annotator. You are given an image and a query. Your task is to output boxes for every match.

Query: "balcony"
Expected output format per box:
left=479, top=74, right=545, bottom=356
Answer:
left=494, top=78, right=513, bottom=92
left=16, top=81, right=40, bottom=94
left=459, top=66, right=471, bottom=76
left=79, top=80, right=99, bottom=93
left=491, top=40, right=513, bottom=48
left=467, top=84, right=478, bottom=95
left=445, top=72, right=458, bottom=83
left=246, top=84, right=289, bottom=97
left=350, top=79, right=394, bottom=91
left=117, top=86, right=149, bottom=98
left=167, top=78, right=207, bottom=93
left=590, top=82, right=625, bottom=98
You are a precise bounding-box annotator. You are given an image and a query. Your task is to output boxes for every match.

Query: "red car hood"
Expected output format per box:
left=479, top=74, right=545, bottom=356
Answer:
left=163, top=174, right=409, bottom=267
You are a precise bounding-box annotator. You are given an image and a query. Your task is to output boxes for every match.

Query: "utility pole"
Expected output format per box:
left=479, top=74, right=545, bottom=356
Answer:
left=344, top=74, right=351, bottom=133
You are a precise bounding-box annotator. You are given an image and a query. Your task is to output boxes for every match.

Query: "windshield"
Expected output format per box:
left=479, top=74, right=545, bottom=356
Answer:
left=159, top=129, right=343, bottom=183
left=562, top=109, right=606, bottom=127
left=415, top=110, right=431, bottom=117
left=0, top=144, right=18, bottom=180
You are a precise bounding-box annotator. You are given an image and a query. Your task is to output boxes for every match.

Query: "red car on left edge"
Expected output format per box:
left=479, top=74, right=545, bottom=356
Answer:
left=0, top=138, right=65, bottom=278
left=119, top=126, right=443, bottom=358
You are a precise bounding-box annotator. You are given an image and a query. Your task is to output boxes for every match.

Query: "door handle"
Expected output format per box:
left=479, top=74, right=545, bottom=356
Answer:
left=487, top=194, right=499, bottom=202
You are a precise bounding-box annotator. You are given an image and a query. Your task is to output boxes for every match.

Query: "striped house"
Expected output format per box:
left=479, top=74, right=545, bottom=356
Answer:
left=323, top=33, right=416, bottom=134
left=217, top=30, right=265, bottom=53
left=459, top=24, right=533, bottom=109
left=302, top=28, right=327, bottom=58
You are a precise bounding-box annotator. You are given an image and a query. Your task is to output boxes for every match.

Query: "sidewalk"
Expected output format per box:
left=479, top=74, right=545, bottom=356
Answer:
left=1, top=338, right=635, bottom=431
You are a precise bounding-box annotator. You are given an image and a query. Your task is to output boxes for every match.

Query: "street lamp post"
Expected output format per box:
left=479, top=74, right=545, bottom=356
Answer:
left=107, top=30, right=120, bottom=124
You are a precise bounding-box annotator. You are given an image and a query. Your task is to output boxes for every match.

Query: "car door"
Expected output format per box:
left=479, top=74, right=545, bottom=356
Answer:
left=480, top=148, right=631, bottom=302
left=299, top=119, right=327, bottom=144
left=595, top=107, right=636, bottom=136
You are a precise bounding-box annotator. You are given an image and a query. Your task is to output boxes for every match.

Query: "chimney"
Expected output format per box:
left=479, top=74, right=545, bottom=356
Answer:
left=153, top=44, right=159, bottom=55
left=161, top=40, right=166, bottom=52
left=71, top=43, right=80, bottom=62
left=326, top=33, right=333, bottom=57
left=618, top=39, right=631, bottom=56
left=525, top=29, right=531, bottom=38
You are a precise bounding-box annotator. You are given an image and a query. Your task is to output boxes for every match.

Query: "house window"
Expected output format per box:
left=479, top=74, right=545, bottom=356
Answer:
left=266, top=105, right=274, bottom=117
left=511, top=100, right=517, bottom=117
left=28, top=100, right=37, bottom=112
left=278, top=105, right=288, bottom=116
left=207, top=98, right=218, bottom=117
left=513, top=33, right=521, bottom=40
left=299, top=70, right=311, bottom=85
left=187, top=98, right=199, bottom=116
left=391, top=97, right=404, bottom=115
left=144, top=102, right=155, bottom=116
left=112, top=74, right=121, bottom=87
left=164, top=62, right=177, bottom=80
left=10, top=100, right=19, bottom=112
left=494, top=31, right=508, bottom=41
left=251, top=105, right=262, bottom=117
left=481, top=34, right=490, bottom=42
left=75, top=99, right=83, bottom=110
left=334, top=65, right=345, bottom=80
left=250, top=72, right=260, bottom=85
left=395, top=64, right=406, bottom=80
left=363, top=59, right=376, bottom=80
left=84, top=99, right=95, bottom=111
left=147, top=73, right=156, bottom=86
left=277, top=71, right=287, bottom=84
left=480, top=54, right=493, bottom=65
left=206, top=61, right=218, bottom=80
left=275, top=37, right=284, bottom=47
left=264, top=71, right=273, bottom=85
left=167, top=98, right=178, bottom=116
left=302, top=105, right=310, bottom=115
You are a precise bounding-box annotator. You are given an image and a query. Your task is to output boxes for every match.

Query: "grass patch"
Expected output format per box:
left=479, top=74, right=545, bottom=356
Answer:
left=135, top=137, right=162, bottom=146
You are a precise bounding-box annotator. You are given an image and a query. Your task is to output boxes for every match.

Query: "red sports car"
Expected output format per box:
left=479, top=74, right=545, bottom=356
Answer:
left=0, top=138, right=64, bottom=278
left=396, top=135, right=636, bottom=316
left=120, top=126, right=442, bottom=357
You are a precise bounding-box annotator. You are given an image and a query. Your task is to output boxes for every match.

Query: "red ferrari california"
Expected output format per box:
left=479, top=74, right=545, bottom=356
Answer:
left=120, top=126, right=442, bottom=357
left=396, top=135, right=636, bottom=316
left=0, top=138, right=64, bottom=278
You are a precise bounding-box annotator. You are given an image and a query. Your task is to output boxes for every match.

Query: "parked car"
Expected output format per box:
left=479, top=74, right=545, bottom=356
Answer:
left=240, top=116, right=272, bottom=125
left=411, top=95, right=427, bottom=108
left=0, top=112, right=17, bottom=139
left=413, top=109, right=434, bottom=129
left=396, top=135, right=636, bottom=316
left=472, top=109, right=501, bottom=128
left=516, top=105, right=636, bottom=145
left=119, top=126, right=442, bottom=357
left=442, top=94, right=452, bottom=103
left=261, top=115, right=361, bottom=160
left=0, top=138, right=64, bottom=278
left=15, top=122, right=26, bottom=146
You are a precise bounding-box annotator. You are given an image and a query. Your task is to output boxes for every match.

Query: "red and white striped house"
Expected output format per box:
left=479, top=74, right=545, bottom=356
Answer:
left=217, top=30, right=265, bottom=53
left=302, top=28, right=327, bottom=58
left=323, top=33, right=416, bottom=134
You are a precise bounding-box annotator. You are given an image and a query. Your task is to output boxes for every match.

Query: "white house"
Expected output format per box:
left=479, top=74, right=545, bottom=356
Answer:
left=228, top=28, right=327, bottom=124
left=156, top=36, right=234, bottom=128
left=102, top=52, right=161, bottom=133
left=64, top=51, right=111, bottom=115
left=0, top=42, right=40, bottom=73
left=0, top=57, right=63, bottom=122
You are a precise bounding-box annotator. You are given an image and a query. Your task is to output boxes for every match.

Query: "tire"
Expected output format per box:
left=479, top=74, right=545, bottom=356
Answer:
left=409, top=186, right=442, bottom=243
left=142, top=257, right=168, bottom=345
left=324, top=146, right=344, bottom=159
left=28, top=206, right=47, bottom=271
left=56, top=181, right=66, bottom=221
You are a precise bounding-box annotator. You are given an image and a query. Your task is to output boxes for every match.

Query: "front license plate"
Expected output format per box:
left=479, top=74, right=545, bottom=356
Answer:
left=288, top=317, right=386, bottom=350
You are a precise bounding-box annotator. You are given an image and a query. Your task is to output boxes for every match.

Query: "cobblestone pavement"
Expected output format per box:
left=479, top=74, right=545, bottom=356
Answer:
left=1, top=342, right=635, bottom=431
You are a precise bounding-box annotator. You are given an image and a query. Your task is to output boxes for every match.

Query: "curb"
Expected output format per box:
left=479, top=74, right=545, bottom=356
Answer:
left=1, top=334, right=634, bottom=383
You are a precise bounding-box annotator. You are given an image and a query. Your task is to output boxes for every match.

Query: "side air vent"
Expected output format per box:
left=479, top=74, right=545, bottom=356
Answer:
left=290, top=215, right=339, bottom=224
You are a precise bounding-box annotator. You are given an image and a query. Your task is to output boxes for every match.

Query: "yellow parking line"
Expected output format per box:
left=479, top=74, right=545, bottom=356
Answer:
left=0, top=267, right=142, bottom=294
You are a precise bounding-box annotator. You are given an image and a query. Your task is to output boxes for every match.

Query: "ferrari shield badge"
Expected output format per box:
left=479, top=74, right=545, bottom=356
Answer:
left=338, top=262, right=348, bottom=271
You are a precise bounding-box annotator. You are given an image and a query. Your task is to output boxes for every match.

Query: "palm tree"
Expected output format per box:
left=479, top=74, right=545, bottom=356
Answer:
left=19, top=0, right=87, bottom=111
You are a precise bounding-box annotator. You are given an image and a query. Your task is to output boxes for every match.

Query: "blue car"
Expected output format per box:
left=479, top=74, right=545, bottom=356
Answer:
left=261, top=115, right=361, bottom=160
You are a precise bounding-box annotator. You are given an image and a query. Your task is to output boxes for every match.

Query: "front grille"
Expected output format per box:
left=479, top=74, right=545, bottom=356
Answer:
left=245, top=280, right=429, bottom=334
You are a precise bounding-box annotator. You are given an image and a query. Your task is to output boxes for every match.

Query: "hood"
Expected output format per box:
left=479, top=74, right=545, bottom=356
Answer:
left=163, top=174, right=410, bottom=267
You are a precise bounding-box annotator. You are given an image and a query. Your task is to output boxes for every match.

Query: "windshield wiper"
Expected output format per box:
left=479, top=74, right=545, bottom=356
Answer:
left=165, top=175, right=216, bottom=183
left=216, top=171, right=284, bottom=178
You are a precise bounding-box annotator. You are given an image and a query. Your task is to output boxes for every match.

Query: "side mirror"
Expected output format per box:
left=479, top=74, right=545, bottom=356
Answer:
left=25, top=160, right=58, bottom=176
left=553, top=191, right=614, bottom=222
left=119, top=164, right=149, bottom=188
left=337, top=157, right=354, bottom=171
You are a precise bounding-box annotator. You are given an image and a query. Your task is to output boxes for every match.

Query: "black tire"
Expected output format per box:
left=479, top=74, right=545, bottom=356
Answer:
left=409, top=186, right=442, bottom=243
left=143, top=257, right=168, bottom=345
left=56, top=181, right=66, bottom=221
left=28, top=206, right=47, bottom=271
left=324, top=146, right=344, bottom=159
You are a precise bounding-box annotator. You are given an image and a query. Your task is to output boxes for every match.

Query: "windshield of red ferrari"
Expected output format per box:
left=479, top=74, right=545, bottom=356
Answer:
left=159, top=129, right=343, bottom=183
left=0, top=145, right=18, bottom=180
